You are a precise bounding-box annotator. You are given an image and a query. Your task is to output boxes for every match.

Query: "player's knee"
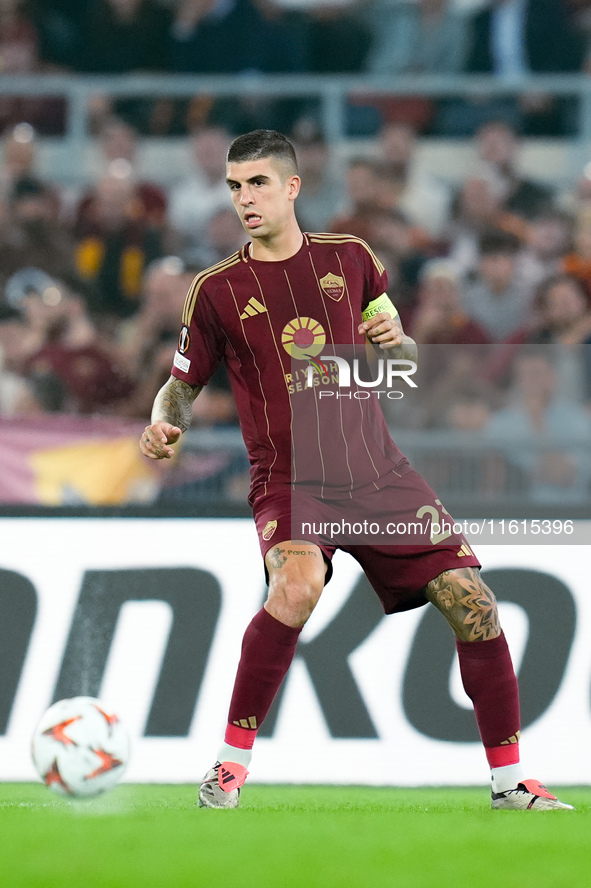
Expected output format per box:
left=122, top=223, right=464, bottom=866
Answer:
left=264, top=542, right=326, bottom=625
left=266, top=571, right=324, bottom=627
left=426, top=567, right=501, bottom=642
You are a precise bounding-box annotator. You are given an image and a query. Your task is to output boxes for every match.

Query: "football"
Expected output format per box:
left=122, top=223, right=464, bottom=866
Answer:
left=31, top=696, right=130, bottom=798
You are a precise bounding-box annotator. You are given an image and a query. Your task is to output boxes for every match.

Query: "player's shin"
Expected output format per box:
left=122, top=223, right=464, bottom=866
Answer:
left=218, top=606, right=302, bottom=774
left=455, top=632, right=524, bottom=792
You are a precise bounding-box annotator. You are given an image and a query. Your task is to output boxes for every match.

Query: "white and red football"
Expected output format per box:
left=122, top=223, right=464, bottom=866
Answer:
left=31, top=696, right=129, bottom=798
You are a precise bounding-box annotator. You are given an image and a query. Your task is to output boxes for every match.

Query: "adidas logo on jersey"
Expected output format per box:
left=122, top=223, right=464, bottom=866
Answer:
left=240, top=297, right=267, bottom=320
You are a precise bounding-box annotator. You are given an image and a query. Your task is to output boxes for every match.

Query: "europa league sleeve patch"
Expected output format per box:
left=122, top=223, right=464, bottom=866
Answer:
left=173, top=350, right=191, bottom=373
left=178, top=325, right=191, bottom=354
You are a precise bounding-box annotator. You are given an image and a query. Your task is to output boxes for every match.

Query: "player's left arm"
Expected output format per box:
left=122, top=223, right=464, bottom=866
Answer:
left=358, top=293, right=418, bottom=363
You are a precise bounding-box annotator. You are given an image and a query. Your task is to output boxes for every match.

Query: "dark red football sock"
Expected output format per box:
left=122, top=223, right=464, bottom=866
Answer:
left=456, top=632, right=521, bottom=768
left=225, top=607, right=302, bottom=750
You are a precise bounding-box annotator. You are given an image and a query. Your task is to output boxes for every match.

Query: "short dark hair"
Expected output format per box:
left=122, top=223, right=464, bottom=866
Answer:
left=478, top=228, right=521, bottom=256
left=227, top=130, right=298, bottom=176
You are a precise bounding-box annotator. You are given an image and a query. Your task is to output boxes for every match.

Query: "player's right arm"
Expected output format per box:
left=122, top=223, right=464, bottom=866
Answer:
left=140, top=375, right=203, bottom=460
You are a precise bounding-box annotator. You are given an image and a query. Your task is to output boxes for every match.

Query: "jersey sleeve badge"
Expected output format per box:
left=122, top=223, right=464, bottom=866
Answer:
left=262, top=520, right=278, bottom=541
left=178, top=325, right=191, bottom=354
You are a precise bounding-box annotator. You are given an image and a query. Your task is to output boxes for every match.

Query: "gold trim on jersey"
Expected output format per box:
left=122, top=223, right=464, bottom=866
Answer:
left=181, top=252, right=242, bottom=325
left=334, top=249, right=382, bottom=490
left=228, top=275, right=279, bottom=497
left=283, top=269, right=322, bottom=488
left=308, top=233, right=385, bottom=276
left=251, top=267, right=305, bottom=452
left=307, top=251, right=354, bottom=495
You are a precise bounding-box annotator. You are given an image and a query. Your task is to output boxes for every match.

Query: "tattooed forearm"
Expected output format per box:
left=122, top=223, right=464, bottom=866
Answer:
left=425, top=567, right=501, bottom=641
left=394, top=334, right=418, bottom=364
left=151, top=376, right=202, bottom=432
left=391, top=319, right=418, bottom=363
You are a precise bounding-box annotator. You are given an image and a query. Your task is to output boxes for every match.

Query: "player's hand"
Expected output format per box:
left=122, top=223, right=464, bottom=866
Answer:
left=358, top=311, right=403, bottom=349
left=140, top=421, right=182, bottom=460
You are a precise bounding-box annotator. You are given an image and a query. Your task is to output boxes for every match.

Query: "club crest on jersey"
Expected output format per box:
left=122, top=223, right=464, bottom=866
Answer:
left=178, top=325, right=191, bottom=354
left=262, top=519, right=278, bottom=541
left=319, top=273, right=345, bottom=302
left=282, top=317, right=326, bottom=360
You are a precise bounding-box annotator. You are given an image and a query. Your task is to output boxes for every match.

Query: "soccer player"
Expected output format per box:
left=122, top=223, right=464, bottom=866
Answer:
left=140, top=130, right=571, bottom=811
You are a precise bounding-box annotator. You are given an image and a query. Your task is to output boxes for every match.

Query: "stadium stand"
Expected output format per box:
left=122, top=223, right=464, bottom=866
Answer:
left=1, top=0, right=591, bottom=507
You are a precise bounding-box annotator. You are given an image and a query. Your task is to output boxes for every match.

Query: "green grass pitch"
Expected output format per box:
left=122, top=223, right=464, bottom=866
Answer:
left=1, top=784, right=589, bottom=888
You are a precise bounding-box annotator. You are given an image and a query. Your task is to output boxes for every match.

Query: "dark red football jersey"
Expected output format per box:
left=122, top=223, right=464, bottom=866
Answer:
left=171, top=233, right=408, bottom=497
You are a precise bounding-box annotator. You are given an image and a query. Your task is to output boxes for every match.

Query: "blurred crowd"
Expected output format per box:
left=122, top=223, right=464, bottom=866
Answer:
left=2, top=108, right=591, bottom=503
left=1, top=0, right=591, bottom=136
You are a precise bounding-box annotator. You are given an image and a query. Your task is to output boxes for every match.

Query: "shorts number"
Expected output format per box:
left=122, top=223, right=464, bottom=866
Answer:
left=416, top=499, right=452, bottom=546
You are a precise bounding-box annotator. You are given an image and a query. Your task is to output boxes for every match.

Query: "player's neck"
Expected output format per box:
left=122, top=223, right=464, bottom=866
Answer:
left=249, top=223, right=304, bottom=262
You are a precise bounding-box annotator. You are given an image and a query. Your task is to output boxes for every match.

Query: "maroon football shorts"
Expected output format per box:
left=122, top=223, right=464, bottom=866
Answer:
left=251, top=466, right=481, bottom=615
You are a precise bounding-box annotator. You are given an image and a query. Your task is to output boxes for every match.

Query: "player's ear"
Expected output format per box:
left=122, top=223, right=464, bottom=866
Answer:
left=288, top=175, right=301, bottom=200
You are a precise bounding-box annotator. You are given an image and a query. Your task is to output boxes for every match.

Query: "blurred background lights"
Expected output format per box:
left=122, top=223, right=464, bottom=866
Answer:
left=108, top=158, right=133, bottom=179
left=12, top=123, right=35, bottom=144
left=41, top=287, right=62, bottom=307
left=160, top=256, right=185, bottom=276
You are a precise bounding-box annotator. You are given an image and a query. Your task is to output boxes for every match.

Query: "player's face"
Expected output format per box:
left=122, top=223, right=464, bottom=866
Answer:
left=226, top=157, right=300, bottom=240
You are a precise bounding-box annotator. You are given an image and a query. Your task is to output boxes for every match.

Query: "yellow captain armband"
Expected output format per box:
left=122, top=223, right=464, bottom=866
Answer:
left=362, top=294, right=399, bottom=323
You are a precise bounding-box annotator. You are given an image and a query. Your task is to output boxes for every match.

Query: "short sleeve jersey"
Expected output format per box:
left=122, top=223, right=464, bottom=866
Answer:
left=171, top=233, right=407, bottom=497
